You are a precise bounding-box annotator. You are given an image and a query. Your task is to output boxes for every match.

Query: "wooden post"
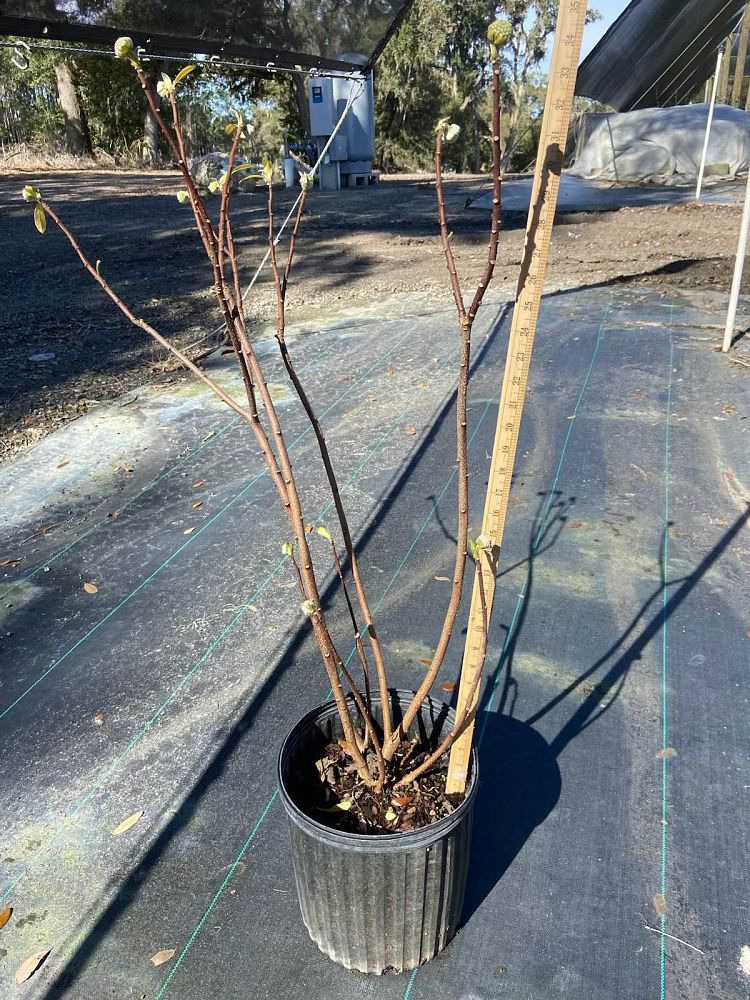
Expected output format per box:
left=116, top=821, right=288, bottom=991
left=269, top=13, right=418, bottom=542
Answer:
left=732, top=4, right=750, bottom=106
left=717, top=34, right=733, bottom=104
left=445, top=0, right=589, bottom=795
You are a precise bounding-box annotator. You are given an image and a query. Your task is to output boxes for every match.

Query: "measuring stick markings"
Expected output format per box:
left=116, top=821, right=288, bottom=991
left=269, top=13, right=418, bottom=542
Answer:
left=446, top=0, right=589, bottom=794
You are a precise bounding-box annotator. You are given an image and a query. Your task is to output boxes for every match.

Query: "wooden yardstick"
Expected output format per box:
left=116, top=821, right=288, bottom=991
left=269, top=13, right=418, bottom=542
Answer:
left=446, top=0, right=589, bottom=794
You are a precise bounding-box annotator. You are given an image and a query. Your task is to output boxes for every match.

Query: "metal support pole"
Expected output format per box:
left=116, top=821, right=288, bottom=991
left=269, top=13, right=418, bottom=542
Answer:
left=697, top=49, right=723, bottom=201
left=722, top=166, right=750, bottom=352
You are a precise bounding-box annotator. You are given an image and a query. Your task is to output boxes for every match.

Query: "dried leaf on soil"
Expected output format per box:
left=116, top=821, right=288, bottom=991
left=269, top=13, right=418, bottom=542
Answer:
left=192, top=500, right=203, bottom=509
left=652, top=893, right=667, bottom=917
left=150, top=949, right=176, bottom=967
left=113, top=810, right=144, bottom=836
left=391, top=795, right=412, bottom=807
left=93, top=712, right=106, bottom=726
left=440, top=681, right=456, bottom=692
left=35, top=523, right=58, bottom=534
left=15, top=950, right=50, bottom=984
left=0, top=559, right=21, bottom=568
left=434, top=575, right=450, bottom=581
left=83, top=582, right=98, bottom=594
left=405, top=426, right=417, bottom=435
left=192, top=480, right=204, bottom=489
left=567, top=521, right=584, bottom=529
left=56, top=458, right=70, bottom=469
left=183, top=527, right=195, bottom=535
left=656, top=747, right=677, bottom=759
left=419, top=658, right=432, bottom=666
left=0, top=905, right=12, bottom=929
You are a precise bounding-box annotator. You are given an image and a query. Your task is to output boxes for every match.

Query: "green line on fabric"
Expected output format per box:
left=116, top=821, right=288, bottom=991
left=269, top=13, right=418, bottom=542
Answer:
left=480, top=300, right=611, bottom=727
left=660, top=312, right=674, bottom=1000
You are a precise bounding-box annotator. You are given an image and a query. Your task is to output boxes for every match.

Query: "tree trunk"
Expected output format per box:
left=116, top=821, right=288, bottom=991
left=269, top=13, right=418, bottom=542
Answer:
left=291, top=75, right=311, bottom=136
left=732, top=4, right=750, bottom=107
left=717, top=34, right=733, bottom=104
left=54, top=60, right=93, bottom=157
left=471, top=105, right=482, bottom=173
left=142, top=107, right=160, bottom=166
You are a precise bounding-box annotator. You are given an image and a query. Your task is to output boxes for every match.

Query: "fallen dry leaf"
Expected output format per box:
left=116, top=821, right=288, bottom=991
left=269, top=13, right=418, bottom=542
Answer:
left=121, top=464, right=134, bottom=474
left=405, top=426, right=417, bottom=435
left=434, top=575, right=450, bottom=582
left=192, top=480, right=205, bottom=489
left=386, top=367, right=395, bottom=376
left=150, top=949, right=176, bottom=967
left=656, top=747, right=677, bottom=760
left=653, top=893, right=667, bottom=917
left=93, top=712, right=105, bottom=726
left=441, top=681, right=457, bottom=692
left=419, top=658, right=433, bottom=666
left=35, top=523, right=58, bottom=535
left=0, top=559, right=21, bottom=569
left=567, top=521, right=584, bottom=529
left=107, top=511, right=122, bottom=519
left=0, top=905, right=12, bottom=929
left=192, top=500, right=203, bottom=510
left=724, top=470, right=734, bottom=479
left=56, top=458, right=70, bottom=469
left=112, top=810, right=144, bottom=836
left=305, top=523, right=314, bottom=533
left=15, top=949, right=50, bottom=984
left=83, top=582, right=99, bottom=595
left=420, top=382, right=429, bottom=388
left=391, top=795, right=412, bottom=807
left=183, top=527, right=196, bottom=535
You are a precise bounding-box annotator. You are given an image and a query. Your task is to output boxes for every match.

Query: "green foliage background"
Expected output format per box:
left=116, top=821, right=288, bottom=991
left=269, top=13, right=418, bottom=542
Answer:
left=0, top=2, right=599, bottom=171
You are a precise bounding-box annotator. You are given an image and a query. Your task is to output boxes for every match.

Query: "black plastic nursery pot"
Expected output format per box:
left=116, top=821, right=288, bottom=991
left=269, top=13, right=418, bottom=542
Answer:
left=277, top=690, right=478, bottom=974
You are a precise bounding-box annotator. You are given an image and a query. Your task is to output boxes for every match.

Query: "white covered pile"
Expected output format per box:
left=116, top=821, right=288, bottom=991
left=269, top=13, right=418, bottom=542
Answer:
left=571, top=104, right=750, bottom=184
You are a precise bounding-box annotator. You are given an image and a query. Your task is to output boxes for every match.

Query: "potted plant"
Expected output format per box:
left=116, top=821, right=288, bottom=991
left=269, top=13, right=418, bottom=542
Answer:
left=21, top=20, right=511, bottom=974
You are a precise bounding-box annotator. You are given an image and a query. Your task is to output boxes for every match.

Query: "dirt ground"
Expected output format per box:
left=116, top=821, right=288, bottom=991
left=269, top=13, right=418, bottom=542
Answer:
left=0, top=168, right=747, bottom=461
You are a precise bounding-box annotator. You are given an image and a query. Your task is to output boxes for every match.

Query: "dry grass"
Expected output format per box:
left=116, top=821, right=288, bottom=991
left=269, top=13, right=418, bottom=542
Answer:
left=0, top=143, right=125, bottom=173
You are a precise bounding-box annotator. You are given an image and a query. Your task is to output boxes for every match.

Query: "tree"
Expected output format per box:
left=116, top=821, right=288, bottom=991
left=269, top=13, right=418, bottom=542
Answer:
left=497, top=1, right=599, bottom=167
left=53, top=59, right=93, bottom=156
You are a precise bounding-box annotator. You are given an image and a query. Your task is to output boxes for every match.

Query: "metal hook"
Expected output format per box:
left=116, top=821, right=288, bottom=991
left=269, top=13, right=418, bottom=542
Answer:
left=136, top=45, right=150, bottom=63
left=11, top=39, right=31, bottom=71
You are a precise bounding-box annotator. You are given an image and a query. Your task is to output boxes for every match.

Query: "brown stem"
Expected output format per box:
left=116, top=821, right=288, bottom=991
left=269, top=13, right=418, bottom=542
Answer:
left=468, top=57, right=503, bottom=323
left=330, top=540, right=372, bottom=719
left=43, top=194, right=375, bottom=786
left=270, top=185, right=394, bottom=742
left=386, top=71, right=503, bottom=759
left=398, top=560, right=489, bottom=786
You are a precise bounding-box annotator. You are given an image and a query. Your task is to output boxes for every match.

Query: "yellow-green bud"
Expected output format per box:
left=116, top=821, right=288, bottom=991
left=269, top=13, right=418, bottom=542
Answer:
left=316, top=526, right=333, bottom=543
left=262, top=160, right=274, bottom=186
left=114, top=37, right=136, bottom=61
left=176, top=190, right=189, bottom=204
left=488, top=19, right=512, bottom=51
left=156, top=74, right=173, bottom=98
left=22, top=184, right=41, bottom=203
left=299, top=172, right=314, bottom=192
left=301, top=599, right=319, bottom=616
left=282, top=541, right=294, bottom=557
left=445, top=123, right=461, bottom=143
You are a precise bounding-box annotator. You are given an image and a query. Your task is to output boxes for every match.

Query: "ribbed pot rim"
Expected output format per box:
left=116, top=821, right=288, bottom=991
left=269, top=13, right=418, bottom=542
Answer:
left=278, top=689, right=478, bottom=853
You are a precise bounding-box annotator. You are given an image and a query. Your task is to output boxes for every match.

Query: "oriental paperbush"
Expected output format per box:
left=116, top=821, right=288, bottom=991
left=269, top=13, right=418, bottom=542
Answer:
left=23, top=23, right=508, bottom=814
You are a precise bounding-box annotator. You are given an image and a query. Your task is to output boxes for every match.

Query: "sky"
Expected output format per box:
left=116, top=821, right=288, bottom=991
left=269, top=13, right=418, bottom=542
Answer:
left=580, top=0, right=631, bottom=58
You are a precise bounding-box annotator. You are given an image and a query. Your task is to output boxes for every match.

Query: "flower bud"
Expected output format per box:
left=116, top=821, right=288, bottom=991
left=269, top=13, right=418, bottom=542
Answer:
left=22, top=184, right=41, bottom=203
left=487, top=19, right=512, bottom=48
left=176, top=190, right=189, bottom=204
left=114, top=37, right=136, bottom=61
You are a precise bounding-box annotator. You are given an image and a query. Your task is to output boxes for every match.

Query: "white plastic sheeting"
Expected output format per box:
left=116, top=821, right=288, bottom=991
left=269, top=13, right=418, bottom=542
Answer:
left=571, top=105, right=750, bottom=184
